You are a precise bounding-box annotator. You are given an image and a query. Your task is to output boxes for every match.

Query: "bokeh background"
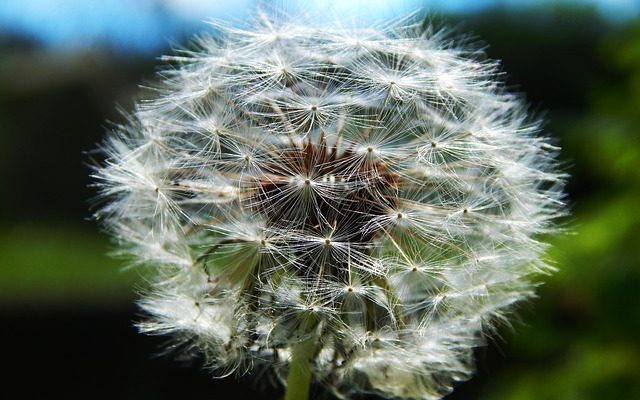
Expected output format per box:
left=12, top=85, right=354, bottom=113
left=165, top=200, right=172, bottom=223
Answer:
left=1, top=0, right=639, bottom=399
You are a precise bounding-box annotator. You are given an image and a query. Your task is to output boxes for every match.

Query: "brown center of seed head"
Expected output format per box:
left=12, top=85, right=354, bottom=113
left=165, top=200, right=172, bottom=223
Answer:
left=252, top=137, right=399, bottom=276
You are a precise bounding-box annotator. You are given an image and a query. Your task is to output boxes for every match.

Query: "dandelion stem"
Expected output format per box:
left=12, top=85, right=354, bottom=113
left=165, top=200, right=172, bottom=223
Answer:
left=284, top=335, right=316, bottom=400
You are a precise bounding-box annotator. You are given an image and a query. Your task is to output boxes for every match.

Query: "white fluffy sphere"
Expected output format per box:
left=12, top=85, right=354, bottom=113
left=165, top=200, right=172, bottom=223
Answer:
left=94, top=11, right=565, bottom=400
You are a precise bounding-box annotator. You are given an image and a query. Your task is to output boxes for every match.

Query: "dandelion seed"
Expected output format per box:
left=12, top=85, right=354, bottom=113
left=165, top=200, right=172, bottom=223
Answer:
left=92, top=10, right=566, bottom=400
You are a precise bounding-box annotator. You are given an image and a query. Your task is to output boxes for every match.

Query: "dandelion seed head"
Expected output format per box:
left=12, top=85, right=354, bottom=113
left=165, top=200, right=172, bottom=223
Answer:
left=93, top=9, right=565, bottom=400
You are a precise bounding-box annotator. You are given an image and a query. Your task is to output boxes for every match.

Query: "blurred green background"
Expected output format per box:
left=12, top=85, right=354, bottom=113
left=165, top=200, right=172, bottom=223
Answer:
left=1, top=1, right=639, bottom=399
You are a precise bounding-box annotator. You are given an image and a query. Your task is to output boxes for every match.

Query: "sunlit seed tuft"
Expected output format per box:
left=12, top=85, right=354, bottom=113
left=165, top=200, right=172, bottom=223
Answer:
left=92, top=9, right=566, bottom=400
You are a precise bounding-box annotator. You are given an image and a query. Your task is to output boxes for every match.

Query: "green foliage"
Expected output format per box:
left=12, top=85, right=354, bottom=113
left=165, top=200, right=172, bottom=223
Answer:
left=473, top=20, right=640, bottom=400
left=0, top=223, right=135, bottom=303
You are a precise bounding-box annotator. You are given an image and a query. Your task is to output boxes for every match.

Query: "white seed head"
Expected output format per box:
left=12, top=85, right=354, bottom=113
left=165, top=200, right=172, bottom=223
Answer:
left=93, top=10, right=565, bottom=400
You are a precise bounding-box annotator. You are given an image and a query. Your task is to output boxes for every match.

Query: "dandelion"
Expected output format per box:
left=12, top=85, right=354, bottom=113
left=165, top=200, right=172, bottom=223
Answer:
left=92, top=10, right=565, bottom=400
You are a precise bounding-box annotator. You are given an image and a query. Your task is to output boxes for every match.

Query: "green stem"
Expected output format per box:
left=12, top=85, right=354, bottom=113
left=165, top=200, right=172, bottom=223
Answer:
left=284, top=336, right=316, bottom=400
